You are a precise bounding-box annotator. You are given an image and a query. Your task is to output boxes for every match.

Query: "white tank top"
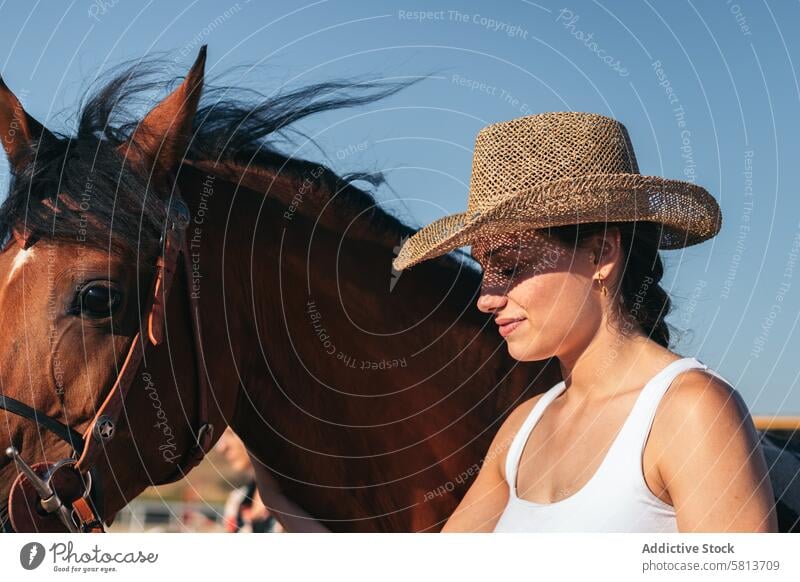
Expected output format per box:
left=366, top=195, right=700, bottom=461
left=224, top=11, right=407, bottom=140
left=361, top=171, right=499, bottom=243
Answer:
left=493, top=356, right=729, bottom=532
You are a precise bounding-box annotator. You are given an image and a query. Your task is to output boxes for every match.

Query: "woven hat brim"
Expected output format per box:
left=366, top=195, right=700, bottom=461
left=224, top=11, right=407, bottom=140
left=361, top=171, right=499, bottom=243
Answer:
left=392, top=173, right=721, bottom=271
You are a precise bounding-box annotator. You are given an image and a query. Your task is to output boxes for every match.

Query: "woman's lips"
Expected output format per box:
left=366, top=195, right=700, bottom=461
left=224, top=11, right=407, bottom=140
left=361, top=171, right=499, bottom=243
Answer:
left=496, top=317, right=526, bottom=337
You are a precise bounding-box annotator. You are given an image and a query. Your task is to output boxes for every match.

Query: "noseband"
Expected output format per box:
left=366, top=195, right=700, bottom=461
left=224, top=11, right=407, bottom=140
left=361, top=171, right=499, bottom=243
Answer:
left=0, top=192, right=214, bottom=533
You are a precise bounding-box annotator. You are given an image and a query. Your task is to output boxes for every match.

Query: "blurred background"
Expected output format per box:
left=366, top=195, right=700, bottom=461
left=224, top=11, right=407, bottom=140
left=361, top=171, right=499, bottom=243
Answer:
left=109, top=427, right=283, bottom=532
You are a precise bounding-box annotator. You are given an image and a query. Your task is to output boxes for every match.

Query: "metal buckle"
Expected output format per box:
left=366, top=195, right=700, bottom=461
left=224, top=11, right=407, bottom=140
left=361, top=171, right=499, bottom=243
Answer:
left=196, top=423, right=213, bottom=446
left=5, top=447, right=80, bottom=532
left=157, top=196, right=190, bottom=248
left=46, top=458, right=93, bottom=501
left=170, top=198, right=191, bottom=231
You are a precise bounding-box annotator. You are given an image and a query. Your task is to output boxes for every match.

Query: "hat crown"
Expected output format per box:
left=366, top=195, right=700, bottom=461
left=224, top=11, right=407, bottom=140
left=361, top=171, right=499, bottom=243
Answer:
left=467, top=112, right=640, bottom=216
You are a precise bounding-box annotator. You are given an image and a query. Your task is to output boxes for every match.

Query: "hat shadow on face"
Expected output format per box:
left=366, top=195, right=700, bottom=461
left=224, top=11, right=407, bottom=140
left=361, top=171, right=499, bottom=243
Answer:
left=472, top=229, right=574, bottom=298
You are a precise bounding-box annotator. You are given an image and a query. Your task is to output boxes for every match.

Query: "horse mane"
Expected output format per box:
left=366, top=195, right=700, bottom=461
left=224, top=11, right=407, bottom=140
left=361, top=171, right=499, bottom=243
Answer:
left=188, top=81, right=415, bottom=247
left=77, top=57, right=478, bottom=268
left=0, top=55, right=477, bottom=272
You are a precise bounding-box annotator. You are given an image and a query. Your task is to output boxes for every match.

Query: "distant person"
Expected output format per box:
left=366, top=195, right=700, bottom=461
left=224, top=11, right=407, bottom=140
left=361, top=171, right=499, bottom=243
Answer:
left=217, top=427, right=282, bottom=533
left=217, top=427, right=331, bottom=532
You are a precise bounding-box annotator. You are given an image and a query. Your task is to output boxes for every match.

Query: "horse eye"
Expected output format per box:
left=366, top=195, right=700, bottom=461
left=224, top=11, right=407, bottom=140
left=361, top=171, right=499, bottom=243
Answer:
left=74, top=283, right=123, bottom=319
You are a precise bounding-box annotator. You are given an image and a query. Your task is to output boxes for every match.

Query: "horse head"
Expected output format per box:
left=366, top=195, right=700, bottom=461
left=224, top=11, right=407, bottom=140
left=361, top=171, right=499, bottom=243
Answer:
left=0, top=47, right=213, bottom=532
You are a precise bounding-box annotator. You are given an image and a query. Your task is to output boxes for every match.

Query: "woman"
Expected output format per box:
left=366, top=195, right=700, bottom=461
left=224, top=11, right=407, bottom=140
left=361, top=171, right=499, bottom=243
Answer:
left=392, top=112, right=777, bottom=532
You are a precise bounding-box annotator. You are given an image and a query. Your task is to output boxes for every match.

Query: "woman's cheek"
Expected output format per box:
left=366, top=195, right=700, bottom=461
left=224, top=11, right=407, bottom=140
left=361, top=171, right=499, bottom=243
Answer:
left=527, top=274, right=588, bottom=338
left=516, top=272, right=561, bottom=316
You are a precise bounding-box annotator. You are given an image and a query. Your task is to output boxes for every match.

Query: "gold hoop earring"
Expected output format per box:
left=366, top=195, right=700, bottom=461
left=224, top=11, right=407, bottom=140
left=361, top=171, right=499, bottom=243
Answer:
left=596, top=276, right=608, bottom=296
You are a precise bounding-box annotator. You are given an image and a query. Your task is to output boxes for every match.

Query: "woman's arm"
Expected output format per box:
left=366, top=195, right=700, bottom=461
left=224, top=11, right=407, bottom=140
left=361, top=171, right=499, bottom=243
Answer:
left=654, top=371, right=778, bottom=532
left=442, top=397, right=537, bottom=532
left=247, top=452, right=331, bottom=533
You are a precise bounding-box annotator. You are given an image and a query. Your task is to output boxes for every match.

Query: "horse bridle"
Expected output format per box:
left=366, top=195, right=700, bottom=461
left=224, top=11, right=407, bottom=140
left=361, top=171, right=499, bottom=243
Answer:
left=0, top=191, right=214, bottom=533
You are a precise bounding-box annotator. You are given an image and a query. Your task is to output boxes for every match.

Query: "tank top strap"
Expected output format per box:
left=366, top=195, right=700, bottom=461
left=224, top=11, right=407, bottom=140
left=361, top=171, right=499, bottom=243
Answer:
left=504, top=380, right=567, bottom=494
left=616, top=356, right=731, bottom=465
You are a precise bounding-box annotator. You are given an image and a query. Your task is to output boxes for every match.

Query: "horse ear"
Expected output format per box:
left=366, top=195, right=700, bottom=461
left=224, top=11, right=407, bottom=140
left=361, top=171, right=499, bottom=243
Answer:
left=0, top=76, right=54, bottom=173
left=118, top=45, right=207, bottom=187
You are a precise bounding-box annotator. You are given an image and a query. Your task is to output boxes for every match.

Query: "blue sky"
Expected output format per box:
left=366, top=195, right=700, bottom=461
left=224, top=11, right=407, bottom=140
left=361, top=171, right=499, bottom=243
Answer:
left=0, top=0, right=798, bottom=415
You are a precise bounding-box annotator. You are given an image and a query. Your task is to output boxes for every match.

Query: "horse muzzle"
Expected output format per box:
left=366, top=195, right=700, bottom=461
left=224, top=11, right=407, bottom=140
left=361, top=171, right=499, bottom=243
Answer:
left=4, top=447, right=102, bottom=533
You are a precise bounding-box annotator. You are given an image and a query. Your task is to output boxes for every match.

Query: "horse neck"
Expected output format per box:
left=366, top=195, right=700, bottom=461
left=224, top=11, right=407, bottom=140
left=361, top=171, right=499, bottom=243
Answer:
left=182, top=159, right=558, bottom=531
left=169, top=163, right=265, bottom=442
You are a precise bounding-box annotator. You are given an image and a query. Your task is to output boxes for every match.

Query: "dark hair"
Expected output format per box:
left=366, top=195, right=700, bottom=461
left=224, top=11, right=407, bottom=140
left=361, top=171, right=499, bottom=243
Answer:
left=544, top=221, right=673, bottom=348
left=0, top=58, right=415, bottom=261
left=0, top=134, right=166, bottom=261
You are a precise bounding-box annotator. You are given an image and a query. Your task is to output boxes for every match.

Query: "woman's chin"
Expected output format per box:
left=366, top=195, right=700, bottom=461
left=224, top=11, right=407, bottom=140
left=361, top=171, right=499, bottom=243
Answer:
left=505, top=332, right=547, bottom=361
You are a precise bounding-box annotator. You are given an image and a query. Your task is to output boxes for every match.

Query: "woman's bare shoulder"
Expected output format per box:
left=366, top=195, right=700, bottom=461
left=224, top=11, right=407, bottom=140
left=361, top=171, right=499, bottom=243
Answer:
left=650, top=369, right=752, bottom=460
left=659, top=369, right=745, bottom=424
left=647, top=368, right=775, bottom=530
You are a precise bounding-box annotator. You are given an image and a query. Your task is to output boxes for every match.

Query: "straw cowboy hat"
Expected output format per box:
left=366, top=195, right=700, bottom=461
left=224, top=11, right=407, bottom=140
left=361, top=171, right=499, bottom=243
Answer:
left=392, top=111, right=722, bottom=271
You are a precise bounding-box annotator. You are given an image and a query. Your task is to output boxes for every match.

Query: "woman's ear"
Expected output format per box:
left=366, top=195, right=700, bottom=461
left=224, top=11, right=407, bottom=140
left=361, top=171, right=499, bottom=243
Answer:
left=589, top=226, right=622, bottom=279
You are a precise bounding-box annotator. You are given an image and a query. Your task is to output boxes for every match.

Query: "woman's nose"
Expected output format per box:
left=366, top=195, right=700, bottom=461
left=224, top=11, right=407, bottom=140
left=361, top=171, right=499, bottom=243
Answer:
left=476, top=292, right=507, bottom=313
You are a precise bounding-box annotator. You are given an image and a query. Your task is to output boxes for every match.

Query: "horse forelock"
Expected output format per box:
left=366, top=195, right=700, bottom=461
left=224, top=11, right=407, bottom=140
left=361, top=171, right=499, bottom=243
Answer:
left=0, top=133, right=166, bottom=262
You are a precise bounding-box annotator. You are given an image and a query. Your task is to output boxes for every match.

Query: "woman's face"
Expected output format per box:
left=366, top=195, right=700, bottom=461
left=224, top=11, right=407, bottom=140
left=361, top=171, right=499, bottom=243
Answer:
left=472, top=228, right=609, bottom=362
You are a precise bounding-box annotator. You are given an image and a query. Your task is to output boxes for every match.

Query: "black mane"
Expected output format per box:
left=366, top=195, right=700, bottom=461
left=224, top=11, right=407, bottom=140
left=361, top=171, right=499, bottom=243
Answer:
left=0, top=56, right=474, bottom=269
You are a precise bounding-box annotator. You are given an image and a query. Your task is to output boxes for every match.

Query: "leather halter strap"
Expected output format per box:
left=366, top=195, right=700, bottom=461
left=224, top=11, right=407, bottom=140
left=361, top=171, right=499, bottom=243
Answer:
left=0, top=394, right=85, bottom=452
left=1, top=191, right=214, bottom=532
left=0, top=396, right=105, bottom=532
left=76, top=192, right=214, bottom=481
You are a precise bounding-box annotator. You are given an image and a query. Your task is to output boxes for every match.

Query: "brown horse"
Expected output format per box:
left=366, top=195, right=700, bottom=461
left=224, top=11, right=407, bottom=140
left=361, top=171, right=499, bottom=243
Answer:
left=0, top=47, right=560, bottom=532
left=0, top=48, right=796, bottom=532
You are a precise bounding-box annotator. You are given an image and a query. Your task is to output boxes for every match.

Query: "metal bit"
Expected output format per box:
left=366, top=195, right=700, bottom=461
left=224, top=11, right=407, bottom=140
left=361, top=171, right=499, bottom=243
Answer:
left=5, top=446, right=78, bottom=532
